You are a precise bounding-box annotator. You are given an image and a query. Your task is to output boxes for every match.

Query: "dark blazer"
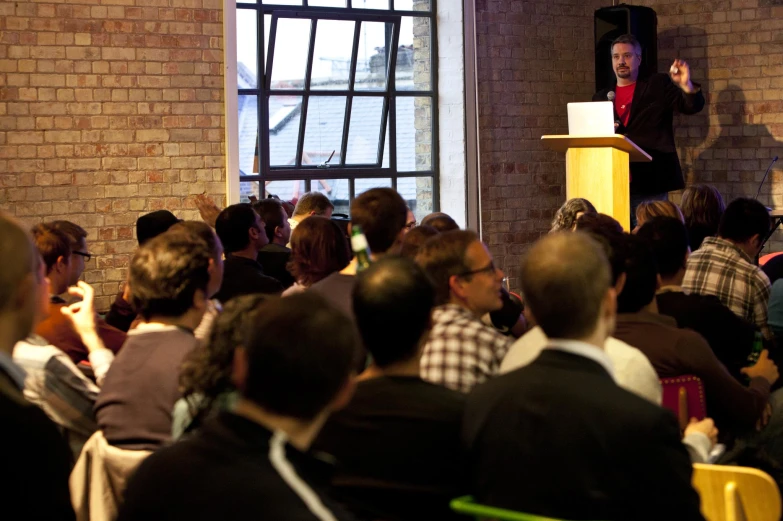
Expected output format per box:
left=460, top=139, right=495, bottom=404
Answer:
left=593, top=73, right=705, bottom=196
left=213, top=254, right=284, bottom=304
left=0, top=365, right=75, bottom=520
left=463, top=349, right=704, bottom=521
left=257, top=243, right=295, bottom=289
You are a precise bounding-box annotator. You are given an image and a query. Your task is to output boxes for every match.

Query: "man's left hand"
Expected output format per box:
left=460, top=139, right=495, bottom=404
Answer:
left=669, top=59, right=695, bottom=93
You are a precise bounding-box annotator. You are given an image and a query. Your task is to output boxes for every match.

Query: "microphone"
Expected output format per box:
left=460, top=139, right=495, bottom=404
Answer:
left=607, top=91, right=620, bottom=130
left=756, top=156, right=779, bottom=200
left=607, top=91, right=615, bottom=102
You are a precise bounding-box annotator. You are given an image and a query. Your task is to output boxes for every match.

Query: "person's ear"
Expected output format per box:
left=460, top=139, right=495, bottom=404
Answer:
left=655, top=273, right=663, bottom=291
left=55, top=255, right=69, bottom=275
left=329, top=376, right=356, bottom=412
left=603, top=286, right=618, bottom=326
left=308, top=210, right=317, bottom=217
left=274, top=225, right=283, bottom=239
left=231, top=347, right=249, bottom=392
left=449, top=274, right=468, bottom=301
left=614, top=272, right=626, bottom=296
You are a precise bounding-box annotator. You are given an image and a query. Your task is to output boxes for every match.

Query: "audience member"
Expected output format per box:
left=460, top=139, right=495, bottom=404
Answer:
left=315, top=257, right=466, bottom=521
left=95, top=230, right=211, bottom=450
left=682, top=198, right=772, bottom=338
left=287, top=191, right=335, bottom=245
left=252, top=198, right=295, bottom=288
left=398, top=224, right=439, bottom=258
left=681, top=184, right=725, bottom=251
left=550, top=198, right=597, bottom=232
left=574, top=211, right=624, bottom=235
left=634, top=200, right=684, bottom=231
left=213, top=203, right=283, bottom=303
left=415, top=230, right=511, bottom=392
left=284, top=216, right=351, bottom=296
left=638, top=217, right=757, bottom=382
left=464, top=231, right=704, bottom=520
left=0, top=213, right=75, bottom=520
left=33, top=222, right=126, bottom=364
left=118, top=294, right=358, bottom=521
left=613, top=235, right=781, bottom=443
left=173, top=294, right=268, bottom=439
left=404, top=207, right=417, bottom=234
left=421, top=211, right=460, bottom=232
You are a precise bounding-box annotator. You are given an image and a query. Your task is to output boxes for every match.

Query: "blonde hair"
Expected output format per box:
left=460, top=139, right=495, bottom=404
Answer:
left=635, top=200, right=684, bottom=228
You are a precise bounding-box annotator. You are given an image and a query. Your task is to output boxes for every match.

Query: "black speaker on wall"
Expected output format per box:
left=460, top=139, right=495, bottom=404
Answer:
left=595, top=5, right=658, bottom=93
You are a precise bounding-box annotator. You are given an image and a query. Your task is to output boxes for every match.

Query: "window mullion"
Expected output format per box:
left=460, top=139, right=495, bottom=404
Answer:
left=296, top=18, right=318, bottom=169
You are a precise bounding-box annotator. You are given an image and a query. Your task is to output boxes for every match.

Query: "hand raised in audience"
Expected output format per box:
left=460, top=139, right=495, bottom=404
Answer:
left=684, top=417, right=718, bottom=447
left=194, top=193, right=223, bottom=228
left=61, top=281, right=107, bottom=354
left=741, top=349, right=779, bottom=386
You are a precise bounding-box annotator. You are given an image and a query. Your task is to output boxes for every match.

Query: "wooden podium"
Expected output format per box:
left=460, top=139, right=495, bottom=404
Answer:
left=541, top=135, right=651, bottom=231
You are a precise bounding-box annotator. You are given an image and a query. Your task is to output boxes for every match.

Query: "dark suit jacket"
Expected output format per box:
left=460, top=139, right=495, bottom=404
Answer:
left=0, top=364, right=75, bottom=520
left=464, top=349, right=704, bottom=521
left=213, top=255, right=284, bottom=304
left=257, top=243, right=295, bottom=289
left=593, top=73, right=705, bottom=196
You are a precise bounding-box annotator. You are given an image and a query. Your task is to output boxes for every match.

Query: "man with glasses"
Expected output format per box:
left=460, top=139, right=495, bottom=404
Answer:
left=593, top=34, right=705, bottom=225
left=415, top=230, right=512, bottom=393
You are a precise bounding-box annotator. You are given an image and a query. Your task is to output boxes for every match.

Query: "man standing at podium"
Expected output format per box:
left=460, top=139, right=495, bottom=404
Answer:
left=593, top=34, right=705, bottom=224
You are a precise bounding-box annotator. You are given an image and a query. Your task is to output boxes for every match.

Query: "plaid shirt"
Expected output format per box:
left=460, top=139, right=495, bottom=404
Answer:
left=421, top=304, right=512, bottom=393
left=681, top=236, right=771, bottom=338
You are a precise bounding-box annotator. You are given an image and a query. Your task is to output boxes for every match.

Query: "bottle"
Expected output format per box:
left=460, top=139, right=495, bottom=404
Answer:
left=351, top=225, right=372, bottom=272
left=747, top=331, right=764, bottom=367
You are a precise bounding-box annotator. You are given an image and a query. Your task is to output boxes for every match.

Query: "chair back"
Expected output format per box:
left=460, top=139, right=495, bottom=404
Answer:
left=450, top=496, right=603, bottom=521
left=660, top=375, right=706, bottom=431
left=692, top=463, right=782, bottom=521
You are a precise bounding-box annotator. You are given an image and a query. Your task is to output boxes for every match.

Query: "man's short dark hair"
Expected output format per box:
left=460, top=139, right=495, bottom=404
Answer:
left=350, top=188, right=408, bottom=254
left=31, top=223, right=71, bottom=273
left=421, top=212, right=459, bottom=233
left=636, top=217, right=689, bottom=278
left=242, top=293, right=356, bottom=421
left=575, top=214, right=626, bottom=286
left=521, top=232, right=611, bottom=339
left=353, top=257, right=435, bottom=368
left=611, top=34, right=642, bottom=54
left=215, top=203, right=257, bottom=254
left=415, top=229, right=477, bottom=305
left=129, top=230, right=212, bottom=320
left=616, top=235, right=658, bottom=314
left=50, top=220, right=87, bottom=249
left=718, top=198, right=770, bottom=244
left=252, top=198, right=285, bottom=242
left=399, top=224, right=439, bottom=258
left=292, top=191, right=334, bottom=218
left=170, top=221, right=222, bottom=260
left=136, top=210, right=180, bottom=246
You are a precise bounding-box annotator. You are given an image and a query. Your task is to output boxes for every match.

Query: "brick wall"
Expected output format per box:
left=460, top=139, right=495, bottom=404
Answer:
left=0, top=0, right=226, bottom=311
left=475, top=0, right=605, bottom=289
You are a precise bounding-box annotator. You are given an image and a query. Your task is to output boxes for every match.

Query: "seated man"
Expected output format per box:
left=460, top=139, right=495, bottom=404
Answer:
left=464, top=232, right=704, bottom=520
left=415, top=230, right=511, bottom=393
left=95, top=230, right=212, bottom=450
left=315, top=257, right=466, bottom=521
left=252, top=198, right=295, bottom=288
left=34, top=221, right=126, bottom=364
left=118, top=293, right=357, bottom=521
left=682, top=197, right=772, bottom=337
left=637, top=216, right=757, bottom=382
left=213, top=203, right=283, bottom=304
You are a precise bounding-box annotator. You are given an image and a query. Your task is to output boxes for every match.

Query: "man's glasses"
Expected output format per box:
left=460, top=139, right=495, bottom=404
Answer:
left=72, top=251, right=92, bottom=263
left=457, top=261, right=497, bottom=278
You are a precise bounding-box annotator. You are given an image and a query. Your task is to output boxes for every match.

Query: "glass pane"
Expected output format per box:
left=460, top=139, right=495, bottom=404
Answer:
left=397, top=17, right=430, bottom=91
left=302, top=96, right=347, bottom=166
left=346, top=97, right=384, bottom=164
left=270, top=18, right=312, bottom=89
left=309, top=0, right=346, bottom=6
left=240, top=181, right=261, bottom=203
left=268, top=95, right=302, bottom=166
left=238, top=0, right=257, bottom=4
left=238, top=95, right=260, bottom=175
left=354, top=178, right=392, bottom=198
left=355, top=21, right=394, bottom=91
left=403, top=176, right=433, bottom=222
left=396, top=96, right=430, bottom=171
left=264, top=180, right=306, bottom=201
left=311, top=20, right=356, bottom=90
left=236, top=10, right=257, bottom=88
left=264, top=15, right=271, bottom=72
left=394, top=0, right=430, bottom=10
left=355, top=0, right=391, bottom=8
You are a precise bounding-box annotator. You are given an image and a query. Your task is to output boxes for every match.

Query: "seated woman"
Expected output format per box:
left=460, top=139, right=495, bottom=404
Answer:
left=550, top=198, right=596, bottom=232
left=681, top=184, right=725, bottom=251
left=634, top=200, right=684, bottom=232
left=282, top=216, right=351, bottom=296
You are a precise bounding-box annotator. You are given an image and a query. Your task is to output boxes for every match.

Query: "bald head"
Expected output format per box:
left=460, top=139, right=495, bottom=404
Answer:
left=521, top=232, right=612, bottom=340
left=0, top=213, right=39, bottom=350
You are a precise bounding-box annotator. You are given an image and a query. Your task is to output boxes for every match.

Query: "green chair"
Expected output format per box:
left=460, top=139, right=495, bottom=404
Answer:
left=450, top=496, right=603, bottom=521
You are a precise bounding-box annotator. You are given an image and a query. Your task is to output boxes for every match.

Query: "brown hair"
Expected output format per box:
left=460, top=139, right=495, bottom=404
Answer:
left=50, top=220, right=87, bottom=249
left=31, top=223, right=71, bottom=274
left=399, top=225, right=439, bottom=259
left=287, top=216, right=351, bottom=287
left=635, top=200, right=684, bottom=228
left=681, top=184, right=725, bottom=231
left=414, top=229, right=478, bottom=305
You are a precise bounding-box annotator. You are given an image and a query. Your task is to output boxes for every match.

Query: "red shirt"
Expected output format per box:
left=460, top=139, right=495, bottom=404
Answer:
left=614, top=83, right=636, bottom=126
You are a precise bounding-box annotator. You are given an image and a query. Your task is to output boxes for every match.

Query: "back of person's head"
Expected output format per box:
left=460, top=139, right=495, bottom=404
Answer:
left=636, top=217, right=689, bottom=279
left=574, top=212, right=623, bottom=236
left=241, top=293, right=356, bottom=420
left=292, top=191, right=334, bottom=218
left=551, top=198, right=597, bottom=232
left=420, top=212, right=459, bottom=233
left=521, top=232, right=611, bottom=339
left=31, top=223, right=71, bottom=274
left=350, top=187, right=408, bottom=254
left=353, top=257, right=435, bottom=368
left=399, top=224, right=439, bottom=258
left=0, top=213, right=39, bottom=343
left=415, top=229, right=478, bottom=305
left=718, top=197, right=770, bottom=244
left=50, top=220, right=87, bottom=249
left=635, top=200, right=684, bottom=228
left=288, top=216, right=351, bottom=287
left=681, top=184, right=725, bottom=230
left=215, top=203, right=259, bottom=254
left=136, top=210, right=180, bottom=246
left=170, top=221, right=224, bottom=298
left=252, top=198, right=286, bottom=243
left=580, top=227, right=627, bottom=287
left=129, top=229, right=212, bottom=320
left=616, top=235, right=658, bottom=313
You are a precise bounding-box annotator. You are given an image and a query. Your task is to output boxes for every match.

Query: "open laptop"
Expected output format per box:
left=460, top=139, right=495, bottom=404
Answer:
left=567, top=101, right=616, bottom=137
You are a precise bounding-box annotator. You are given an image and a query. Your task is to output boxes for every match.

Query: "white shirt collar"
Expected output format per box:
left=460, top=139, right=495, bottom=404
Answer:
left=545, top=338, right=616, bottom=380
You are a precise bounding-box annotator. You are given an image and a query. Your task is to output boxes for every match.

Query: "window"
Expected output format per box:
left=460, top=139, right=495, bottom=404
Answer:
left=234, top=0, right=438, bottom=221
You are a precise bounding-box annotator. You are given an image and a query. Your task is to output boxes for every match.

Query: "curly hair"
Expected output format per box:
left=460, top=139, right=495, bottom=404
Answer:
left=550, top=198, right=597, bottom=232
left=287, top=216, right=351, bottom=287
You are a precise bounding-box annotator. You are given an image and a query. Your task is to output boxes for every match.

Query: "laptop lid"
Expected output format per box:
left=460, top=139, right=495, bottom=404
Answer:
left=567, top=101, right=616, bottom=137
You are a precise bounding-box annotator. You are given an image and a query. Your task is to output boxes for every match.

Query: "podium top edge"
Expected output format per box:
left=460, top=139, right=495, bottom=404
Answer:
left=541, top=135, right=652, bottom=162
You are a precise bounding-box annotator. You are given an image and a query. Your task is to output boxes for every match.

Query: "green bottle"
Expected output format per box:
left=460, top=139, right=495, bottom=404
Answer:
left=747, top=331, right=764, bottom=366
left=351, top=225, right=372, bottom=272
